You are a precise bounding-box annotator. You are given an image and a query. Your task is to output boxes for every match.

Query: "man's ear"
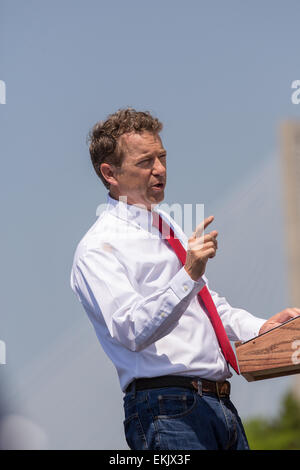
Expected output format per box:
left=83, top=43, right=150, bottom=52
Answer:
left=100, top=162, right=119, bottom=188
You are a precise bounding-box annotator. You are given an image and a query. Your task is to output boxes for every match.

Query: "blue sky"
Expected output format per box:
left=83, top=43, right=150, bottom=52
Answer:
left=1, top=0, right=300, bottom=449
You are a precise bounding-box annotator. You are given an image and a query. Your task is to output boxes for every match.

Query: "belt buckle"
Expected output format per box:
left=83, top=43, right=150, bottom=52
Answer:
left=197, top=379, right=203, bottom=397
left=191, top=379, right=202, bottom=396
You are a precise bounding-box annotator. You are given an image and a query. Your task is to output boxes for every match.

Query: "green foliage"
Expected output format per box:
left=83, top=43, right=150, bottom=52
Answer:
left=244, top=391, right=300, bottom=450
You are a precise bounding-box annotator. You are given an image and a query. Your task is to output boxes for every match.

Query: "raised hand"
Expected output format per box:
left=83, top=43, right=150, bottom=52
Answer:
left=184, top=215, right=218, bottom=281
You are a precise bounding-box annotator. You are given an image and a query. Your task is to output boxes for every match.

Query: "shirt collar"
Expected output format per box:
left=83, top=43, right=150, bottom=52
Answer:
left=106, top=193, right=156, bottom=233
left=105, top=193, right=187, bottom=246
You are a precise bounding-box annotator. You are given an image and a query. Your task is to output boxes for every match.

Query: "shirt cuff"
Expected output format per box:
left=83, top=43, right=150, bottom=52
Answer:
left=240, top=316, right=266, bottom=342
left=169, top=266, right=206, bottom=301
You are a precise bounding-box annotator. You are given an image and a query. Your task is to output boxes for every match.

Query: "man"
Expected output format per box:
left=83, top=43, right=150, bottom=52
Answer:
left=70, top=108, right=300, bottom=450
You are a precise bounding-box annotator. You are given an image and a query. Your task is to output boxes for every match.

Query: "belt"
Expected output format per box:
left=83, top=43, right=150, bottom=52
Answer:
left=125, top=375, right=231, bottom=398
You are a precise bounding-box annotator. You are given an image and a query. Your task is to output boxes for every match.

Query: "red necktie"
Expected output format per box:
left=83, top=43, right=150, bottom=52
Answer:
left=152, top=212, right=240, bottom=375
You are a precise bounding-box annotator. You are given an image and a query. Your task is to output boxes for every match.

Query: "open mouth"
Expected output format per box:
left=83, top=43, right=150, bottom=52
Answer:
left=152, top=183, right=164, bottom=190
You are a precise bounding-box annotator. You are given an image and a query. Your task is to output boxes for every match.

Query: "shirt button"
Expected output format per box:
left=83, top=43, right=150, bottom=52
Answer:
left=183, top=284, right=188, bottom=292
left=160, top=312, right=166, bottom=318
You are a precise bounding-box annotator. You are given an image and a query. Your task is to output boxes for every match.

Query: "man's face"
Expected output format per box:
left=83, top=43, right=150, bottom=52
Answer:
left=109, top=131, right=167, bottom=210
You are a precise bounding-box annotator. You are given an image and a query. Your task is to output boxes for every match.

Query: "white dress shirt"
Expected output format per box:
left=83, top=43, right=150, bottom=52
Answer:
left=70, top=194, right=265, bottom=392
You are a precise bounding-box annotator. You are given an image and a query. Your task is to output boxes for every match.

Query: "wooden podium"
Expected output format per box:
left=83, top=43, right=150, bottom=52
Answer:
left=235, top=316, right=300, bottom=381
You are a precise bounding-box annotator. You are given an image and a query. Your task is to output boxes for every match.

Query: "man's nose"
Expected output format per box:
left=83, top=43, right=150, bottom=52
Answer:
left=152, top=157, right=166, bottom=176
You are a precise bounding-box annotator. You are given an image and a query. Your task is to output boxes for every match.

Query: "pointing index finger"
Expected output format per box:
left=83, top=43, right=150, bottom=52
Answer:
left=193, top=215, right=214, bottom=239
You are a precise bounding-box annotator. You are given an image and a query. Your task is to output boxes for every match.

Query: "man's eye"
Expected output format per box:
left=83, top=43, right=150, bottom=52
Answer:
left=137, top=155, right=166, bottom=166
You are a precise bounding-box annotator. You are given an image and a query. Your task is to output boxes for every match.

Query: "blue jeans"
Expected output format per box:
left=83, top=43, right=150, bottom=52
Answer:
left=123, top=385, right=250, bottom=450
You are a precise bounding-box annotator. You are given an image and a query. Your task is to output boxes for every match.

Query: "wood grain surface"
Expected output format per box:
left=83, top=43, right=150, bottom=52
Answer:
left=235, top=316, right=300, bottom=381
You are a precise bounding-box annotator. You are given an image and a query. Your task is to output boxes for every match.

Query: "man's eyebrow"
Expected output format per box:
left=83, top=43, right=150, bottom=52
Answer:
left=137, top=150, right=167, bottom=160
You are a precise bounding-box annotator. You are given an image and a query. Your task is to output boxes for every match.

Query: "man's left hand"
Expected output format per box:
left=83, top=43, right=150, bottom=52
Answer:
left=259, top=308, right=300, bottom=335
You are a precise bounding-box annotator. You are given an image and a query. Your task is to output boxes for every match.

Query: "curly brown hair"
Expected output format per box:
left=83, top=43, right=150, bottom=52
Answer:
left=88, top=108, right=163, bottom=189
